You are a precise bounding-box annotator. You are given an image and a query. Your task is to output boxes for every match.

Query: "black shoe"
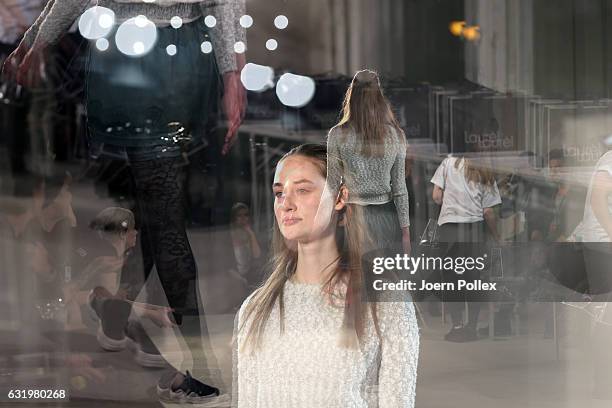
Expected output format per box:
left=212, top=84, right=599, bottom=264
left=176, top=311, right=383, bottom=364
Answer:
left=444, top=326, right=465, bottom=341
left=157, top=371, right=229, bottom=406
left=447, top=327, right=479, bottom=343
left=96, top=298, right=131, bottom=351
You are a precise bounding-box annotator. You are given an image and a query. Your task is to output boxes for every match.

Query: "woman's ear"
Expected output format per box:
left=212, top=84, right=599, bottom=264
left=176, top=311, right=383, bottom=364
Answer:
left=334, top=185, right=349, bottom=212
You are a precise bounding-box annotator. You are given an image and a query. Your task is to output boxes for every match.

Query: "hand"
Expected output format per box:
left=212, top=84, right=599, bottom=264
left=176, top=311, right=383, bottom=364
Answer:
left=146, top=306, right=178, bottom=328
left=17, top=45, right=46, bottom=88
left=221, top=71, right=246, bottom=155
left=243, top=223, right=255, bottom=235
left=402, top=228, right=412, bottom=255
left=2, top=43, right=29, bottom=82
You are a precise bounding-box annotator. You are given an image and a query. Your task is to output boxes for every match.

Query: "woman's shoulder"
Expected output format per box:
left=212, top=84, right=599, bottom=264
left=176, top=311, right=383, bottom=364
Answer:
left=329, top=124, right=346, bottom=136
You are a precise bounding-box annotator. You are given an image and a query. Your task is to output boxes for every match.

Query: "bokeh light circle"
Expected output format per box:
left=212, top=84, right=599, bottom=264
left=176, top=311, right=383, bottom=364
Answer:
left=78, top=6, right=115, bottom=40
left=276, top=73, right=316, bottom=108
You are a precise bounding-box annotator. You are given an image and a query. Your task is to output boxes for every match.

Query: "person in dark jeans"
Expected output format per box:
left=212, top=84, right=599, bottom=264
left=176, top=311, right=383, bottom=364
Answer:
left=431, top=155, right=501, bottom=342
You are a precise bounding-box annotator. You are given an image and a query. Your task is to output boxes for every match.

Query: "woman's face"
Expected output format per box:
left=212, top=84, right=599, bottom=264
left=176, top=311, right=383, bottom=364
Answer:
left=235, top=209, right=250, bottom=227
left=125, top=228, right=138, bottom=249
left=273, top=155, right=342, bottom=244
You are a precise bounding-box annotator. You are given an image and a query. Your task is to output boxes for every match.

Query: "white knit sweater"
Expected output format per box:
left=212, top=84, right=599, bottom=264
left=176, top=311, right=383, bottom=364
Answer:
left=232, top=280, right=419, bottom=408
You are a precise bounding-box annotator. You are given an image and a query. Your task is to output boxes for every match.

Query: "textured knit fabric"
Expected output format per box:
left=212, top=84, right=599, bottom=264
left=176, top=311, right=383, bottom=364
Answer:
left=362, top=201, right=403, bottom=253
left=327, top=125, right=411, bottom=228
left=232, top=280, right=419, bottom=408
left=21, top=0, right=245, bottom=73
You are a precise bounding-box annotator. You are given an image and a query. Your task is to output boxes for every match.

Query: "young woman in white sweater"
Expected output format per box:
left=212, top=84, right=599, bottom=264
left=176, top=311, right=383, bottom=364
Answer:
left=232, top=144, right=419, bottom=408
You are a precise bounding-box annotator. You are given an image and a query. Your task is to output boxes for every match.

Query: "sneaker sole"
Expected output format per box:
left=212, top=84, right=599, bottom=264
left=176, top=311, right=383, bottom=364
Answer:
left=157, top=388, right=230, bottom=407
left=158, top=389, right=232, bottom=408
left=127, top=337, right=167, bottom=368
left=96, top=324, right=127, bottom=351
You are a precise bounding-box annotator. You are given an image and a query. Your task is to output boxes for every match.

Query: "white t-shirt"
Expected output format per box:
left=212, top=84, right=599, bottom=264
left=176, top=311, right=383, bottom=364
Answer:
left=580, top=151, right=612, bottom=242
left=431, top=157, right=501, bottom=225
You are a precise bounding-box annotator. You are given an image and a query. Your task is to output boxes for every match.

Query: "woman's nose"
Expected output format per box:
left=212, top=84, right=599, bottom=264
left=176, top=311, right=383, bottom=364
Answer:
left=280, top=193, right=296, bottom=211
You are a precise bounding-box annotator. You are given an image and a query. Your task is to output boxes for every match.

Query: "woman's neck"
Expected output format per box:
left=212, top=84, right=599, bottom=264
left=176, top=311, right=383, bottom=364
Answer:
left=111, top=239, right=127, bottom=258
left=294, top=234, right=340, bottom=284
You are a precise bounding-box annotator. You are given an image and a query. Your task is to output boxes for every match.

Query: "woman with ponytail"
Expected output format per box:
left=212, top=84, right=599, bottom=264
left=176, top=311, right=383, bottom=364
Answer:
left=231, top=144, right=419, bottom=408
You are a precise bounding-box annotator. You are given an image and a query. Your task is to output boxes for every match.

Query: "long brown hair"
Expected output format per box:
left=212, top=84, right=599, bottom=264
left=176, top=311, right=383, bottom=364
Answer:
left=237, top=144, right=377, bottom=352
left=335, top=69, right=405, bottom=157
left=454, top=156, right=496, bottom=186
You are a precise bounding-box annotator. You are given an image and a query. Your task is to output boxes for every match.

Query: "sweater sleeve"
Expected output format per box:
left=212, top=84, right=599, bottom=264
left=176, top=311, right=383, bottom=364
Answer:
left=231, top=309, right=240, bottom=408
left=202, top=0, right=246, bottom=74
left=21, top=0, right=55, bottom=48
left=25, top=0, right=89, bottom=48
left=377, top=300, right=420, bottom=408
left=390, top=132, right=410, bottom=227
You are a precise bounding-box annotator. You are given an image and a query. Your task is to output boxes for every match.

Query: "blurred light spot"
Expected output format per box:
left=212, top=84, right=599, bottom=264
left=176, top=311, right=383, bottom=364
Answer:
left=240, top=15, right=253, bottom=28
left=234, top=41, right=246, bottom=54
left=99, top=14, right=113, bottom=29
left=463, top=25, right=480, bottom=41
left=266, top=39, right=278, bottom=51
left=201, top=41, right=212, bottom=54
left=274, top=15, right=289, bottom=30
left=276, top=73, right=315, bottom=108
left=449, top=21, right=465, bottom=37
left=205, top=15, right=217, bottom=27
left=134, top=15, right=148, bottom=28
left=78, top=6, right=115, bottom=40
left=166, top=44, right=177, bottom=56
left=96, top=38, right=109, bottom=51
left=240, top=63, right=275, bottom=92
left=115, top=16, right=157, bottom=57
left=170, top=16, right=183, bottom=29
left=133, top=42, right=145, bottom=54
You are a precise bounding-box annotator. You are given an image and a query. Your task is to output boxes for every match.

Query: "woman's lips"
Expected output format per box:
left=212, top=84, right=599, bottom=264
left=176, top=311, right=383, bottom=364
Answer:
left=282, top=218, right=301, bottom=226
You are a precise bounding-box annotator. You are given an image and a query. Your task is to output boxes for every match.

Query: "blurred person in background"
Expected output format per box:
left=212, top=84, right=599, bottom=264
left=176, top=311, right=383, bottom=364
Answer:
left=3, top=0, right=248, bottom=403
left=230, top=202, right=262, bottom=286
left=62, top=207, right=136, bottom=329
left=327, top=69, right=411, bottom=256
left=567, top=141, right=612, bottom=399
left=431, top=155, right=501, bottom=342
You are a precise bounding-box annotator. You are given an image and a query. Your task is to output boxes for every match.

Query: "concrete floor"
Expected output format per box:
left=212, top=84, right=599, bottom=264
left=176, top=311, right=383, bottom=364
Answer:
left=2, top=180, right=612, bottom=408
left=3, top=305, right=612, bottom=408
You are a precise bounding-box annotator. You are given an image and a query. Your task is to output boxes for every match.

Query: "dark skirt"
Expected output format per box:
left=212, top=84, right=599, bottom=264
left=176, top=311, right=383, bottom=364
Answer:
left=361, top=201, right=403, bottom=254
left=85, top=18, right=218, bottom=160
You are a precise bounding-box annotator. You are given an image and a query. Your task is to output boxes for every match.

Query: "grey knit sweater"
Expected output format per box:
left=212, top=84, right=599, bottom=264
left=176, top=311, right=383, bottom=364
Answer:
left=22, top=0, right=245, bottom=73
left=327, top=125, right=411, bottom=228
